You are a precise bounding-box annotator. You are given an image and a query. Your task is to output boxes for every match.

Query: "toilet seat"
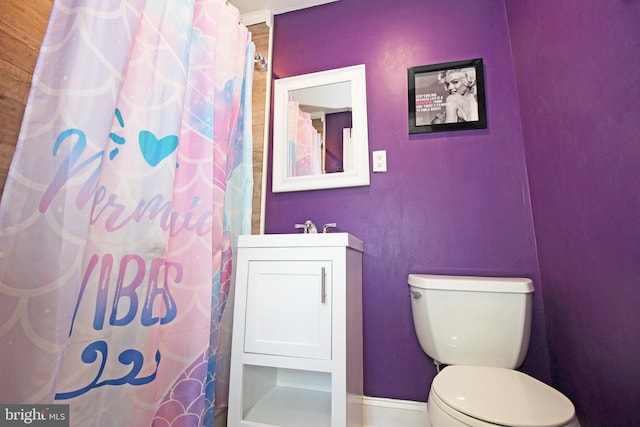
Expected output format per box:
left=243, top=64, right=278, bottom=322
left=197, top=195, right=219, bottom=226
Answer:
left=430, top=365, right=578, bottom=427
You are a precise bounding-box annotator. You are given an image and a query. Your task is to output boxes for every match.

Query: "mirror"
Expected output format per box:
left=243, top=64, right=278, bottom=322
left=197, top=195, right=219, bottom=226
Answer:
left=272, top=64, right=370, bottom=192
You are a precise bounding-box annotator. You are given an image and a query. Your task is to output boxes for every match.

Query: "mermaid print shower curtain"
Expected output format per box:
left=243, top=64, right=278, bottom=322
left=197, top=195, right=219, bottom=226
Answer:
left=287, top=100, right=322, bottom=176
left=0, top=0, right=253, bottom=425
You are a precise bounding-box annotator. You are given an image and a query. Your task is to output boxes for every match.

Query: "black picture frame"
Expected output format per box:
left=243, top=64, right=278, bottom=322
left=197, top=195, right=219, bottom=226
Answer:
left=408, top=58, right=487, bottom=134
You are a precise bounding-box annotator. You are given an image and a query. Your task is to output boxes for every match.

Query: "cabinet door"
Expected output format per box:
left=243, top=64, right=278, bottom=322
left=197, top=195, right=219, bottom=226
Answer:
left=244, top=260, right=332, bottom=360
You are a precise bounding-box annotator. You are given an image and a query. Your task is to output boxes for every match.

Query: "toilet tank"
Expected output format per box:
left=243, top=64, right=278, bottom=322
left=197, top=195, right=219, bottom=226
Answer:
left=408, top=274, right=534, bottom=369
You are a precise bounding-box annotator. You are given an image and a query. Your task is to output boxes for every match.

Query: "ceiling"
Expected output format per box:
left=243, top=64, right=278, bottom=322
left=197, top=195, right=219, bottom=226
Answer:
left=229, top=0, right=338, bottom=15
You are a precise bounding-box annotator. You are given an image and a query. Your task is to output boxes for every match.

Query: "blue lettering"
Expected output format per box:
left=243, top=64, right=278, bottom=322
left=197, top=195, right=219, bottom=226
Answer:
left=54, top=340, right=161, bottom=400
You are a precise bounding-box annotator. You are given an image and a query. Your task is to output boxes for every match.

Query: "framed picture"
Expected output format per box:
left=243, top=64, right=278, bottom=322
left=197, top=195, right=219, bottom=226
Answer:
left=408, top=58, right=487, bottom=134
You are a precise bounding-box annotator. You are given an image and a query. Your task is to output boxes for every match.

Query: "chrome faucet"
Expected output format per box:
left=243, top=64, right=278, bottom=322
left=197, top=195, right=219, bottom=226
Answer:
left=295, top=220, right=318, bottom=234
left=322, top=223, right=337, bottom=233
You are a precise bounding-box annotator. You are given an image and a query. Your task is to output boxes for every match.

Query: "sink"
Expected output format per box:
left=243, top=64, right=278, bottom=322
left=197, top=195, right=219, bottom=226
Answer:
left=237, top=233, right=363, bottom=252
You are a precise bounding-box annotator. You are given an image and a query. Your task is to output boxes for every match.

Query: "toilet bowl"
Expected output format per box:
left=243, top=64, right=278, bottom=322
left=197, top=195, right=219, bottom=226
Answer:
left=427, top=365, right=579, bottom=427
left=407, top=274, right=579, bottom=427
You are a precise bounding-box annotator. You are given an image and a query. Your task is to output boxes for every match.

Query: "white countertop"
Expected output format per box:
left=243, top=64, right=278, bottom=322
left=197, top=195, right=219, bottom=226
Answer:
left=237, top=233, right=363, bottom=252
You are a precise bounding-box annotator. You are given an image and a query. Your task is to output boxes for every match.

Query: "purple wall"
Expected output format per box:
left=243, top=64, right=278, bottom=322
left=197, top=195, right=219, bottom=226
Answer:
left=506, top=1, right=640, bottom=425
left=325, top=111, right=351, bottom=173
left=266, top=0, right=551, bottom=403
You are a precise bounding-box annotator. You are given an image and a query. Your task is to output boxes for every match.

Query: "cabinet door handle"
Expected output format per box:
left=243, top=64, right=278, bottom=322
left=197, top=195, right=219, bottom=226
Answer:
left=321, top=266, right=326, bottom=304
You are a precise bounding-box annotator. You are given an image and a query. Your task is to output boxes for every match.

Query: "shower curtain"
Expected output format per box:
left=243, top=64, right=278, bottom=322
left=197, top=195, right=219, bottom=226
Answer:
left=287, top=100, right=322, bottom=176
left=0, top=1, right=253, bottom=425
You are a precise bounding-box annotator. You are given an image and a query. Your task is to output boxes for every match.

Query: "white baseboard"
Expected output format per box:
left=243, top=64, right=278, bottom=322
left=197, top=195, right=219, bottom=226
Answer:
left=363, top=396, right=428, bottom=427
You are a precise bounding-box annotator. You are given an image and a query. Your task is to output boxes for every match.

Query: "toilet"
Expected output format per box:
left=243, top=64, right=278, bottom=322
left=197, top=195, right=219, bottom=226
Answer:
left=408, top=274, right=579, bottom=427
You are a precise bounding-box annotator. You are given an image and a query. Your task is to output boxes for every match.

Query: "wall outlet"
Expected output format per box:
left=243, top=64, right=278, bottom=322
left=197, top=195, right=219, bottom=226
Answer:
left=372, top=150, right=387, bottom=172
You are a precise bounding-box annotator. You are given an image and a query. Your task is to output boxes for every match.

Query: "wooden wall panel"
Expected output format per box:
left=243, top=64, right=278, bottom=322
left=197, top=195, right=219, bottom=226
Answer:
left=248, top=22, right=270, bottom=235
left=0, top=0, right=54, bottom=197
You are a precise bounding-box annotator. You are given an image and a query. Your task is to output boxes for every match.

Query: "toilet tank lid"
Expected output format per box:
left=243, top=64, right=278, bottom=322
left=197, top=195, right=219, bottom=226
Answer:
left=408, top=274, right=533, bottom=293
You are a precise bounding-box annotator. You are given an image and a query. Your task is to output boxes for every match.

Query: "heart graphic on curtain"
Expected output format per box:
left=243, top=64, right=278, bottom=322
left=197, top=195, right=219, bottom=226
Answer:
left=138, top=130, right=179, bottom=167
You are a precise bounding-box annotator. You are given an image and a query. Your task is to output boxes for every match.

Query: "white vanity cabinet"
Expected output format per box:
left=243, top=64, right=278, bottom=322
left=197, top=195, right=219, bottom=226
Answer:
left=228, top=233, right=364, bottom=427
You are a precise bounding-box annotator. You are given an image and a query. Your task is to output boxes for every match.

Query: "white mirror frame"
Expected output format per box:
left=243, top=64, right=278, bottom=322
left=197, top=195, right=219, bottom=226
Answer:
left=272, top=64, right=370, bottom=192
